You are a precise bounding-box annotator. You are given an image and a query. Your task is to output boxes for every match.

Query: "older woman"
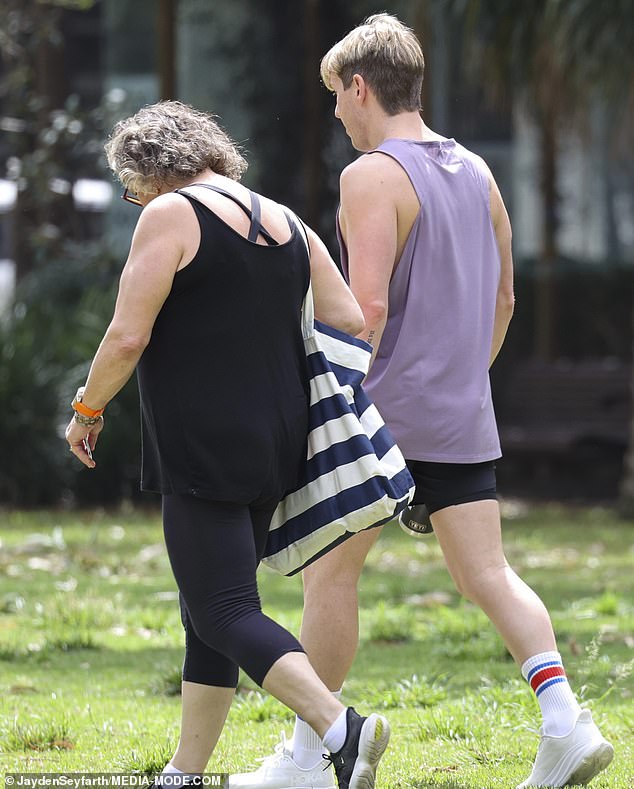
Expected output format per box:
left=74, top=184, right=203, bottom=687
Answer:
left=65, top=101, right=389, bottom=789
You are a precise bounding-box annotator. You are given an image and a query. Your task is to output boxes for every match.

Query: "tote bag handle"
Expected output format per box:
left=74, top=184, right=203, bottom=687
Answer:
left=283, top=206, right=315, bottom=340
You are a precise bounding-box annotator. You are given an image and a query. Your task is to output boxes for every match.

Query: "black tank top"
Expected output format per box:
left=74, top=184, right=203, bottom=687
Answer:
left=136, top=185, right=310, bottom=503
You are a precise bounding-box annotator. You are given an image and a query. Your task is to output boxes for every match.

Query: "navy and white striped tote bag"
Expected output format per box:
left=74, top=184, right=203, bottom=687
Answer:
left=262, top=280, right=415, bottom=576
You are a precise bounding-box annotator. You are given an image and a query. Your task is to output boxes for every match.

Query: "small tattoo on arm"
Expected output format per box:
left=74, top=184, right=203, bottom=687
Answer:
left=366, top=330, right=376, bottom=346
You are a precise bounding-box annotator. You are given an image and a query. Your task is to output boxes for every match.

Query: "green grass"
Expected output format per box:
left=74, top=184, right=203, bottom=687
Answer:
left=1, top=504, right=633, bottom=786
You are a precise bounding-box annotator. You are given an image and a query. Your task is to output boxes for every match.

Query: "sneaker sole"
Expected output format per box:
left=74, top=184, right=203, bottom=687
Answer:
left=349, top=714, right=391, bottom=789
left=229, top=776, right=336, bottom=789
left=518, top=739, right=615, bottom=788
left=228, top=768, right=337, bottom=789
left=565, top=741, right=614, bottom=785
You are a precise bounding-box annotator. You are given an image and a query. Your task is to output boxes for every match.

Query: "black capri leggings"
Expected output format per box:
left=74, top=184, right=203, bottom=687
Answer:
left=162, top=493, right=304, bottom=688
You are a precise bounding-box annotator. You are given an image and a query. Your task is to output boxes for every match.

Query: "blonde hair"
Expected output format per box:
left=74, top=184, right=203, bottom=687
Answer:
left=104, top=100, right=248, bottom=193
left=320, top=14, right=424, bottom=115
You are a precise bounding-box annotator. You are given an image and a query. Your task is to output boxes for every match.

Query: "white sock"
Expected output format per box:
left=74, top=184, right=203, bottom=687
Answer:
left=159, top=763, right=195, bottom=787
left=521, top=651, right=582, bottom=736
left=292, top=689, right=342, bottom=768
left=321, top=708, right=348, bottom=755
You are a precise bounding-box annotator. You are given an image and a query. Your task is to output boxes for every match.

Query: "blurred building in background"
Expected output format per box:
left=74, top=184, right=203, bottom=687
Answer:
left=2, top=0, right=632, bottom=274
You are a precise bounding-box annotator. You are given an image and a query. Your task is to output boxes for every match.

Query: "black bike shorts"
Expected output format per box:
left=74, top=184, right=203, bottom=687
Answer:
left=406, top=459, right=497, bottom=516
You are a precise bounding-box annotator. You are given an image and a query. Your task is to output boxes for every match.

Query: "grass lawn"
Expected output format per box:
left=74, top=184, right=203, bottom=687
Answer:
left=0, top=503, right=632, bottom=787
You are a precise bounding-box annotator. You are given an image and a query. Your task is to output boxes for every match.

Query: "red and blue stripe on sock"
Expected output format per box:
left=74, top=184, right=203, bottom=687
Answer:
left=527, top=660, right=567, bottom=697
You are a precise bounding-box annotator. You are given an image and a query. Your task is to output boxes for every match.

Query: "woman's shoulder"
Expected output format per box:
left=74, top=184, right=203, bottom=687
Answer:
left=135, top=192, right=198, bottom=234
left=145, top=191, right=196, bottom=215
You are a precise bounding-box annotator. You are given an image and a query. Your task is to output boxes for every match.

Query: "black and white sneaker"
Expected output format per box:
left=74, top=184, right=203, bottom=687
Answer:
left=325, top=707, right=390, bottom=789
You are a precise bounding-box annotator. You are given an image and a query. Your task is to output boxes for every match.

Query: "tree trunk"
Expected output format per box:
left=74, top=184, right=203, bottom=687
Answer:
left=534, top=108, right=558, bottom=360
left=11, top=0, right=67, bottom=282
left=157, top=0, right=176, bottom=100
left=413, top=0, right=432, bottom=121
left=302, top=0, right=321, bottom=227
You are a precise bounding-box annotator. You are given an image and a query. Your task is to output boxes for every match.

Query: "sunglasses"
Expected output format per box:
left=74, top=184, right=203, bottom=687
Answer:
left=121, top=188, right=143, bottom=207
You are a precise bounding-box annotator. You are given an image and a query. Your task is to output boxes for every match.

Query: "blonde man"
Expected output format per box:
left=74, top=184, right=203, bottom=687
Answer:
left=232, top=14, right=613, bottom=789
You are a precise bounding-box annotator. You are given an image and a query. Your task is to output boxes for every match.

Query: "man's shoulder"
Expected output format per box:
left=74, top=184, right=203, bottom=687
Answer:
left=452, top=142, right=491, bottom=176
left=341, top=150, right=407, bottom=189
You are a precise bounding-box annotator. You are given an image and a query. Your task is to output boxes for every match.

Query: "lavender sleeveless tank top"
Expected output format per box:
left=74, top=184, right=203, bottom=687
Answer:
left=338, top=138, right=502, bottom=462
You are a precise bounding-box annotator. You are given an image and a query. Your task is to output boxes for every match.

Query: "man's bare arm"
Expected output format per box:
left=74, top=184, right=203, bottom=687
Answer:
left=339, top=155, right=399, bottom=361
left=488, top=174, right=515, bottom=366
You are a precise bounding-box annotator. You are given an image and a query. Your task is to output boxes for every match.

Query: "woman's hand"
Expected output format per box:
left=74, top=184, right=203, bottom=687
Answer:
left=65, top=416, right=104, bottom=469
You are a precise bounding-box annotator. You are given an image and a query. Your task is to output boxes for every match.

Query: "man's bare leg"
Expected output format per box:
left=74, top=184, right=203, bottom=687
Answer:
left=287, top=527, right=383, bottom=768
left=301, top=527, right=382, bottom=685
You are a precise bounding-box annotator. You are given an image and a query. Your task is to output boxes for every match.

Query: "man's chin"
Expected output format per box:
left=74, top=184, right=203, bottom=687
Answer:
left=348, top=136, right=367, bottom=153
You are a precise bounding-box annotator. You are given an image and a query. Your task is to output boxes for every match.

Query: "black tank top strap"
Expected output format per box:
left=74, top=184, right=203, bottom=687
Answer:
left=246, top=191, right=275, bottom=245
left=179, top=183, right=278, bottom=246
left=282, top=208, right=309, bottom=256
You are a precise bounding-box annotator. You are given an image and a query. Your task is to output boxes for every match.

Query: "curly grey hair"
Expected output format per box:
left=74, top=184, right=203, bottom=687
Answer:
left=104, top=100, right=248, bottom=193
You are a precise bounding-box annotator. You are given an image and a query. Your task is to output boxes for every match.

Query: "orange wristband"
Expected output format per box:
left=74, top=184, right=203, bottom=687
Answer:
left=71, top=396, right=104, bottom=418
left=73, top=400, right=104, bottom=418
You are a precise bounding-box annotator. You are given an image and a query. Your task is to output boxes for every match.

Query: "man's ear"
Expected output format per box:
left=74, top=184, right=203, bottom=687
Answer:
left=352, top=73, right=367, bottom=102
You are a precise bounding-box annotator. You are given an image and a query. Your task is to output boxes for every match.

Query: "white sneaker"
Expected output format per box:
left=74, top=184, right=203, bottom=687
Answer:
left=229, top=733, right=336, bottom=789
left=517, top=710, right=614, bottom=787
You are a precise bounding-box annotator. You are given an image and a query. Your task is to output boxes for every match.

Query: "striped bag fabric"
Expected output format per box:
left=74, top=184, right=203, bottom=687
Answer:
left=262, top=280, right=415, bottom=576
